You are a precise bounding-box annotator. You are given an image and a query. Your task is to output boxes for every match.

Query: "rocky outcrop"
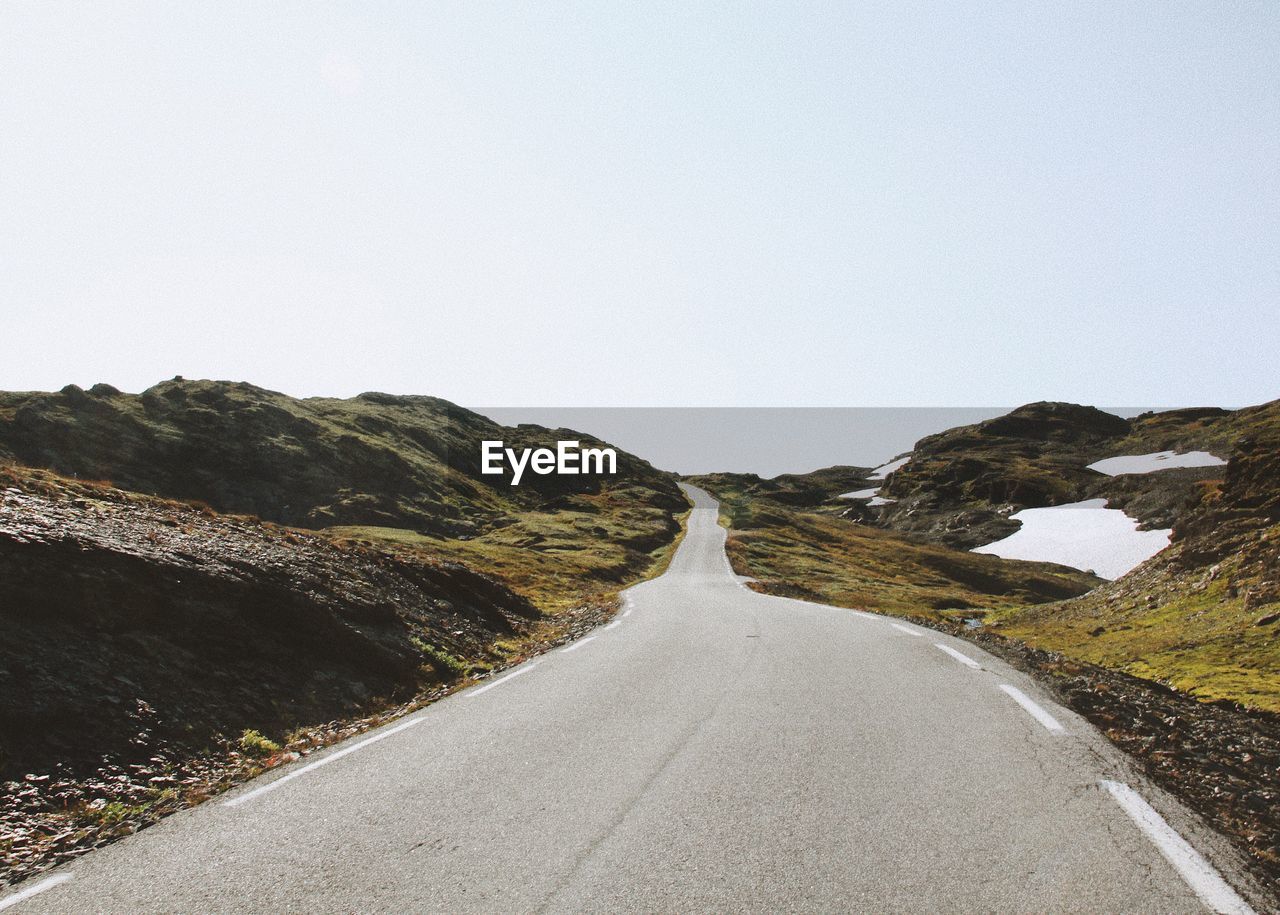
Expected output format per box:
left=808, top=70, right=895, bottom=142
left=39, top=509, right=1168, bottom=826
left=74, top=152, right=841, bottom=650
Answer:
left=0, top=467, right=539, bottom=781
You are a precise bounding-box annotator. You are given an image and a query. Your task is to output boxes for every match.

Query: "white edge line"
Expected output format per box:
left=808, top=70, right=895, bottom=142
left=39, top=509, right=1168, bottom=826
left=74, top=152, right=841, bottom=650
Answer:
left=889, top=622, right=924, bottom=637
left=850, top=610, right=877, bottom=620
left=935, top=643, right=981, bottom=669
left=622, top=607, right=633, bottom=617
left=467, top=662, right=538, bottom=697
left=603, top=620, right=622, bottom=631
left=560, top=636, right=596, bottom=653
left=998, top=684, right=1065, bottom=734
left=224, top=716, right=424, bottom=807
left=1101, top=780, right=1255, bottom=915
left=0, top=874, right=73, bottom=911
left=228, top=659, right=543, bottom=808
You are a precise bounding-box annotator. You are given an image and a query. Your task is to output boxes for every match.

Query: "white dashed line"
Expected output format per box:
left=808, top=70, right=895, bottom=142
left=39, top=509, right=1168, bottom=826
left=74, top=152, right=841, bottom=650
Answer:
left=468, top=663, right=538, bottom=697
left=560, top=637, right=596, bottom=653
left=998, top=684, right=1065, bottom=734
left=1101, top=780, right=1255, bottom=915
left=889, top=622, right=924, bottom=637
left=224, top=717, right=424, bottom=807
left=0, top=874, right=72, bottom=911
left=935, top=643, right=981, bottom=669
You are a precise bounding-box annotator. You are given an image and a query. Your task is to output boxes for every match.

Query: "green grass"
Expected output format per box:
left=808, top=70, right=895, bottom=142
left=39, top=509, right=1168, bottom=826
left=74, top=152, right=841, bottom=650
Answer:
left=993, top=526, right=1280, bottom=711
left=237, top=728, right=281, bottom=758
left=330, top=486, right=687, bottom=615
left=411, top=637, right=468, bottom=680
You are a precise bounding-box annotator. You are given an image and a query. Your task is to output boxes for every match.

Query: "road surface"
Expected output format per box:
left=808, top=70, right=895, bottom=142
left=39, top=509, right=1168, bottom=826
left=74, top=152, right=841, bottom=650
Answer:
left=3, top=486, right=1262, bottom=913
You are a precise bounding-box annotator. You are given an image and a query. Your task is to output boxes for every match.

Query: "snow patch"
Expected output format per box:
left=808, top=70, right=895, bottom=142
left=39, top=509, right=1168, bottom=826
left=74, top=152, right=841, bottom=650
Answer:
left=971, top=499, right=1171, bottom=580
left=869, top=455, right=911, bottom=480
left=838, top=488, right=880, bottom=500
left=867, top=496, right=896, bottom=507
left=1087, top=450, right=1225, bottom=476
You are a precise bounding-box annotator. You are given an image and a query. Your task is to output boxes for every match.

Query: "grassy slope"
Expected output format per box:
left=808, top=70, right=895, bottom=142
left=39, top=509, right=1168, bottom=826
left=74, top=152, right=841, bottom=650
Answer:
left=993, top=537, right=1280, bottom=710
left=690, top=473, right=1101, bottom=620
left=993, top=401, right=1280, bottom=710
left=332, top=485, right=690, bottom=614
left=0, top=379, right=685, bottom=534
left=0, top=378, right=689, bottom=616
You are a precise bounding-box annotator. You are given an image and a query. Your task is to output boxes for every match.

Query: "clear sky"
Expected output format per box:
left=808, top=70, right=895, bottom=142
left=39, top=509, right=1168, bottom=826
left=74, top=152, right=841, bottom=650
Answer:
left=2, top=2, right=1277, bottom=407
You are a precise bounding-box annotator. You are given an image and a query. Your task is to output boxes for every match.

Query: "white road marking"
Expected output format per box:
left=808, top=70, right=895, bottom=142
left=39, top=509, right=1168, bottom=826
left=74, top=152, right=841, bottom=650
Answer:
left=623, top=607, right=633, bottom=617
left=1101, top=780, right=1255, bottom=915
left=224, top=717, right=424, bottom=808
left=560, top=637, right=596, bottom=653
left=850, top=610, right=878, bottom=620
left=889, top=622, right=924, bottom=637
left=603, top=620, right=621, bottom=631
left=468, top=663, right=538, bottom=697
left=935, top=643, right=981, bottom=669
left=0, top=874, right=72, bottom=911
left=998, top=684, right=1065, bottom=734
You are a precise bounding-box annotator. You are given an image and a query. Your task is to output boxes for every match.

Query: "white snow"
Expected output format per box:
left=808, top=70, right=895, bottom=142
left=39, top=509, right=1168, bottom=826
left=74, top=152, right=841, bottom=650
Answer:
left=1087, top=450, right=1225, bottom=476
left=837, top=453, right=910, bottom=503
left=971, top=498, right=1171, bottom=580
left=869, top=455, right=911, bottom=480
left=838, top=488, right=880, bottom=500
left=837, top=488, right=896, bottom=506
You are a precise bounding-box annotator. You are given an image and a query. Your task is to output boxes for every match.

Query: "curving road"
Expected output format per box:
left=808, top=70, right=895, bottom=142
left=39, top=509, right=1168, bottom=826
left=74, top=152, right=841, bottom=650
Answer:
left=3, top=486, right=1261, bottom=913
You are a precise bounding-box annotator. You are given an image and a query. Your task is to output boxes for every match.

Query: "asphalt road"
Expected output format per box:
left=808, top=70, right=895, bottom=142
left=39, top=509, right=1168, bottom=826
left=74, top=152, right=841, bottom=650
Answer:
left=3, top=485, right=1263, bottom=913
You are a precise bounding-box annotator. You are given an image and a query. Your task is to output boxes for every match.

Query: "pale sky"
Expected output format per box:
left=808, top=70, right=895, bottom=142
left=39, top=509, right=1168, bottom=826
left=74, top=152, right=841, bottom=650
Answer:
left=2, top=2, right=1277, bottom=407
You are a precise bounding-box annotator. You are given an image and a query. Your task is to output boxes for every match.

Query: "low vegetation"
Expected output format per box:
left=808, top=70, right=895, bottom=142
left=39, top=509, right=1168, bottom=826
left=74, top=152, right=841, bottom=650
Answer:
left=688, top=473, right=1100, bottom=619
left=237, top=730, right=281, bottom=759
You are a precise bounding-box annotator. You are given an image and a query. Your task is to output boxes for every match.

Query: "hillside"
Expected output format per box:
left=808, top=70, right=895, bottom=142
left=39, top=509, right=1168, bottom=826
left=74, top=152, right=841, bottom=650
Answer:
left=0, top=466, right=544, bottom=781
left=0, top=379, right=684, bottom=536
left=994, top=401, right=1280, bottom=709
left=876, top=401, right=1263, bottom=548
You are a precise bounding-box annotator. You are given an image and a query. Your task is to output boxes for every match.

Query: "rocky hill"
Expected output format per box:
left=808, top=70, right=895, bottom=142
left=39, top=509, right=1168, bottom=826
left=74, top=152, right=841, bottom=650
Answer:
left=875, top=401, right=1271, bottom=548
left=0, top=379, right=684, bottom=536
left=994, top=400, right=1280, bottom=709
